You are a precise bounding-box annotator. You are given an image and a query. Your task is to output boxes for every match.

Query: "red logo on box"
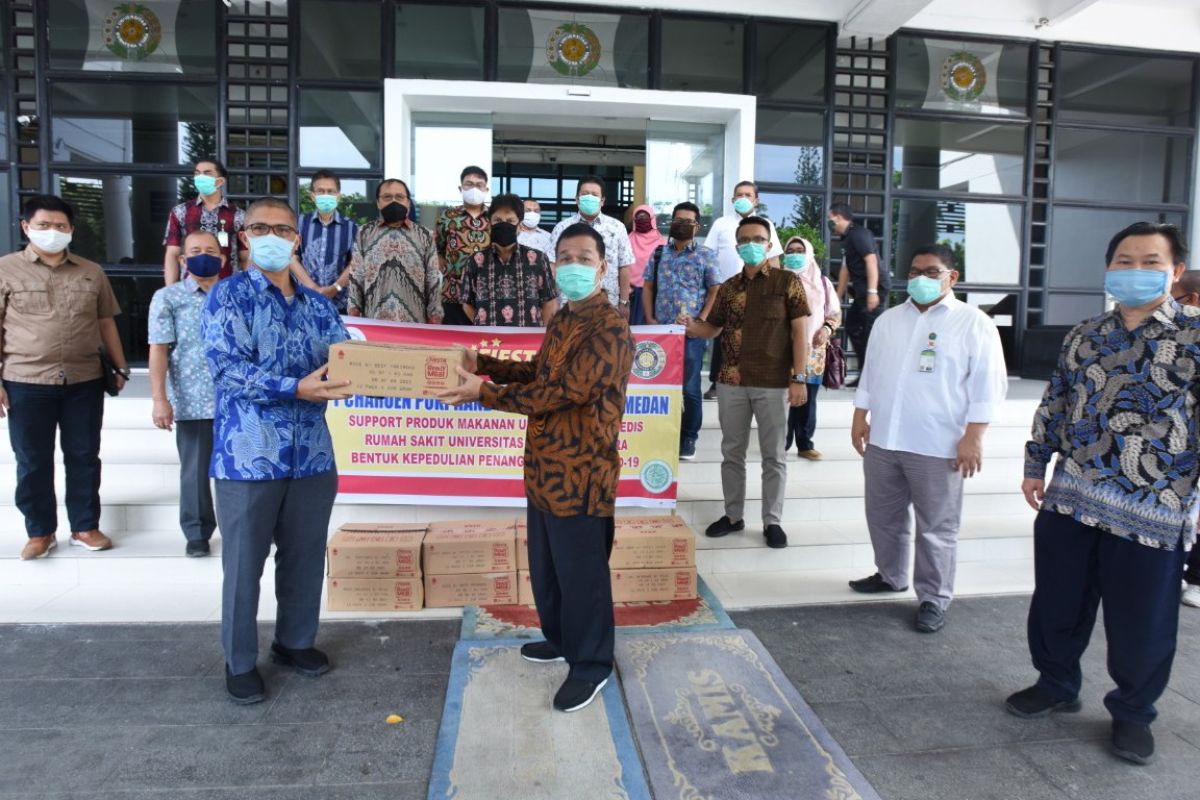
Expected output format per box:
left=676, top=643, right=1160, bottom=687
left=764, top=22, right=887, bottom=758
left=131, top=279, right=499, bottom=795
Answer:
left=337, top=349, right=345, bottom=360
left=495, top=576, right=511, bottom=592
left=396, top=550, right=413, bottom=572
left=674, top=572, right=692, bottom=591
left=672, top=540, right=688, bottom=561
left=426, top=358, right=448, bottom=380
left=492, top=544, right=509, bottom=566
left=395, top=583, right=411, bottom=601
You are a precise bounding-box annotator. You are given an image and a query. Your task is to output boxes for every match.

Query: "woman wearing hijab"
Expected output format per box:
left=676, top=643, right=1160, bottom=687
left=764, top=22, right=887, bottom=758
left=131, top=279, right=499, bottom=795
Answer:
left=783, top=235, right=841, bottom=460
left=627, top=204, right=665, bottom=326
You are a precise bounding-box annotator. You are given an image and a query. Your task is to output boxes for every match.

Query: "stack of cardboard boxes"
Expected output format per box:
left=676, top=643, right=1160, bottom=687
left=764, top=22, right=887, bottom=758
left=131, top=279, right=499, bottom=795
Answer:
left=423, top=519, right=519, bottom=608
left=325, top=523, right=427, bottom=611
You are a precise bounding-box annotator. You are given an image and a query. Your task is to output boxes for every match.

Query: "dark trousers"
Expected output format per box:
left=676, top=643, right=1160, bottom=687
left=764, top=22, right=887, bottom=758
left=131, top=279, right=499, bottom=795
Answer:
left=708, top=335, right=723, bottom=384
left=216, top=470, right=339, bottom=675
left=846, top=296, right=887, bottom=373
left=1027, top=511, right=1186, bottom=725
left=441, top=302, right=472, bottom=326
left=176, top=420, right=216, bottom=543
left=1185, top=544, right=1200, bottom=585
left=628, top=288, right=645, bottom=326
left=785, top=383, right=821, bottom=452
left=4, top=379, right=104, bottom=537
left=681, top=337, right=707, bottom=446
left=526, top=503, right=615, bottom=683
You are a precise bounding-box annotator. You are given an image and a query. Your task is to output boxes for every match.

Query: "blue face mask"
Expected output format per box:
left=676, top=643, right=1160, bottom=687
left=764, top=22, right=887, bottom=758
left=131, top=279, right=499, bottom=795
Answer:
left=907, top=275, right=945, bottom=305
left=737, top=242, right=766, bottom=266
left=555, top=263, right=600, bottom=302
left=249, top=234, right=293, bottom=273
left=1104, top=269, right=1170, bottom=307
left=185, top=253, right=222, bottom=279
left=193, top=175, right=219, bottom=196
left=314, top=195, right=338, bottom=214
left=578, top=194, right=602, bottom=217
left=733, top=197, right=754, bottom=215
left=782, top=253, right=807, bottom=270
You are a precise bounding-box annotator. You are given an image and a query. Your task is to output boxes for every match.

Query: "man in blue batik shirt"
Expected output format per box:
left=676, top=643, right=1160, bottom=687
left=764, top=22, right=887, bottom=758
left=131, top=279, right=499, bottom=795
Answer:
left=203, top=197, right=353, bottom=705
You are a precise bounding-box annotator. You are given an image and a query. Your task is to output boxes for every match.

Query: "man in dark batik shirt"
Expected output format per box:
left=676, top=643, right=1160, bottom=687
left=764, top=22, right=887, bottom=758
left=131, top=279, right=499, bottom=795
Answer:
left=461, top=194, right=558, bottom=327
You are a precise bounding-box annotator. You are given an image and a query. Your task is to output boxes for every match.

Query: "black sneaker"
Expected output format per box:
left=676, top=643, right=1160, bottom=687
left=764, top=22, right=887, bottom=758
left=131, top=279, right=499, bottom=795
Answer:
left=225, top=665, right=265, bottom=705
left=703, top=384, right=718, bottom=401
left=1004, top=685, right=1082, bottom=719
left=185, top=540, right=210, bottom=558
left=915, top=601, right=945, bottom=633
left=553, top=675, right=609, bottom=713
left=269, top=643, right=331, bottom=677
left=705, top=516, right=744, bottom=538
left=764, top=525, right=788, bottom=549
left=1111, top=719, right=1155, bottom=765
left=679, top=440, right=697, bottom=461
left=848, top=573, right=908, bottom=593
left=520, top=641, right=564, bottom=663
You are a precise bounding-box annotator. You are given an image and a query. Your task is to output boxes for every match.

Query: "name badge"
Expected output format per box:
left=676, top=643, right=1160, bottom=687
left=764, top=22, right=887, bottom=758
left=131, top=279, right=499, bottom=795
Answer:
left=918, top=348, right=936, bottom=373
left=216, top=230, right=229, bottom=248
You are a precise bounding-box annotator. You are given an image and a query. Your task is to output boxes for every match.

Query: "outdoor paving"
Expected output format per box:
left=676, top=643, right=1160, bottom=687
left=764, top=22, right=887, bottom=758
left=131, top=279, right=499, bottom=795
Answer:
left=1, top=595, right=1197, bottom=799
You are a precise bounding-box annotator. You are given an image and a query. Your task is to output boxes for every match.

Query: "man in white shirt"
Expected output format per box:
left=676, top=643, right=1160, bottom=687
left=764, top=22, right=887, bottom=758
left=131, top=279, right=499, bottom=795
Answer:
left=848, top=244, right=1008, bottom=634
left=548, top=175, right=634, bottom=315
left=518, top=199, right=553, bottom=255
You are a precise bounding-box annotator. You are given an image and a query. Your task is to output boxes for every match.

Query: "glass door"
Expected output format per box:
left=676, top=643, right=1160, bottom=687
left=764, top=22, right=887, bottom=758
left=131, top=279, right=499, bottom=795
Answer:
left=644, top=120, right=725, bottom=235
left=410, top=112, right=493, bottom=227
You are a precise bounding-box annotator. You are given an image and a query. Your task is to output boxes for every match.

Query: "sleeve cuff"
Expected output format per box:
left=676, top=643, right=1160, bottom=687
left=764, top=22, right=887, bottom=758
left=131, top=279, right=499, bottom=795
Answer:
left=478, top=381, right=500, bottom=410
left=1023, top=461, right=1047, bottom=480
left=966, top=402, right=994, bottom=424
left=277, top=377, right=299, bottom=400
left=853, top=388, right=870, bottom=410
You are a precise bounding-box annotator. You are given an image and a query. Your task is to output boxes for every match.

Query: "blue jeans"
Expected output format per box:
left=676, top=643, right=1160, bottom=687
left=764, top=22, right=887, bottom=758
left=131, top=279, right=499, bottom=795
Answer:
left=681, top=337, right=707, bottom=446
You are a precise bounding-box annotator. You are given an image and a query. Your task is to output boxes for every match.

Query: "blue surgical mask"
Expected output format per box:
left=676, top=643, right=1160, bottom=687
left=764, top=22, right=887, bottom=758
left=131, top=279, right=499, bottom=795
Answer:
left=555, top=263, right=600, bottom=302
left=1105, top=269, right=1170, bottom=307
left=314, top=195, right=338, bottom=215
left=782, top=253, right=807, bottom=270
left=733, top=197, right=754, bottom=215
left=185, top=253, right=222, bottom=279
left=737, top=242, right=766, bottom=266
left=249, top=234, right=293, bottom=273
left=193, top=175, right=219, bottom=196
left=907, top=275, right=945, bottom=305
left=578, top=194, right=602, bottom=217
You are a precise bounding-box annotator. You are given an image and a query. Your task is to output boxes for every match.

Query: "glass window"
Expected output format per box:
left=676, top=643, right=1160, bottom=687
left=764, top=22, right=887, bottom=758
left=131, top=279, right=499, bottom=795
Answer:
left=646, top=121, right=723, bottom=226
left=660, top=17, right=744, bottom=94
left=54, top=173, right=191, bottom=265
left=48, top=0, right=217, bottom=75
left=894, top=198, right=1023, bottom=285
left=893, top=118, right=1026, bottom=195
left=50, top=82, right=217, bottom=166
left=297, top=177, right=381, bottom=225
left=1058, top=50, right=1194, bottom=128
left=754, top=22, right=826, bottom=104
left=0, top=172, right=11, bottom=255
left=299, top=89, right=381, bottom=170
left=1044, top=293, right=1106, bottom=326
left=1054, top=128, right=1191, bottom=205
left=395, top=3, right=485, bottom=81
left=755, top=110, right=824, bottom=186
left=895, top=35, right=1029, bottom=116
left=411, top=115, right=492, bottom=206
left=756, top=192, right=825, bottom=241
left=1048, top=206, right=1187, bottom=290
left=299, top=0, right=381, bottom=79
left=498, top=8, right=648, bottom=88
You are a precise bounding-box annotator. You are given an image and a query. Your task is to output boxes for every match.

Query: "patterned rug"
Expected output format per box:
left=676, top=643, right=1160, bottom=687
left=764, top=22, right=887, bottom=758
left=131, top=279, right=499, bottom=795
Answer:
left=459, top=576, right=734, bottom=640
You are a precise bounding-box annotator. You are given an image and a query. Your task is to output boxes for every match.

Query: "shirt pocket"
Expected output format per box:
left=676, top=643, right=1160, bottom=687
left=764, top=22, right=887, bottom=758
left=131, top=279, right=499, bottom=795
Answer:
left=68, top=284, right=100, bottom=315
left=8, top=285, right=52, bottom=316
left=759, top=291, right=788, bottom=321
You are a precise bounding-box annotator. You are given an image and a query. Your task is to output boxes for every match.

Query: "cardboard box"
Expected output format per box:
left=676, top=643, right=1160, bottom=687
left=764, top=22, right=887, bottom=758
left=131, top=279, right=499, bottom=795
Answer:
left=516, top=516, right=696, bottom=571
left=424, top=572, right=517, bottom=608
left=326, top=523, right=427, bottom=578
left=423, top=519, right=517, bottom=575
left=516, top=524, right=530, bottom=571
left=326, top=577, right=423, bottom=611
left=517, top=569, right=535, bottom=606
left=610, top=568, right=697, bottom=602
left=327, top=341, right=468, bottom=399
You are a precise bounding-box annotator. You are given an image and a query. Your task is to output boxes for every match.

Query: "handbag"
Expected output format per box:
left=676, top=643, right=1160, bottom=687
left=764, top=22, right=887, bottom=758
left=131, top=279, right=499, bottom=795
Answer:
left=823, top=335, right=846, bottom=390
left=98, top=348, right=124, bottom=397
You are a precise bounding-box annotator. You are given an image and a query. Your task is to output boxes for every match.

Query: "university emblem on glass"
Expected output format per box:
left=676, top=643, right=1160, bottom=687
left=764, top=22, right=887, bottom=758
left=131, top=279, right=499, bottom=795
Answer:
left=546, top=23, right=602, bottom=77
left=640, top=460, right=673, bottom=494
left=632, top=341, right=667, bottom=380
left=940, top=50, right=986, bottom=102
left=103, top=3, right=162, bottom=61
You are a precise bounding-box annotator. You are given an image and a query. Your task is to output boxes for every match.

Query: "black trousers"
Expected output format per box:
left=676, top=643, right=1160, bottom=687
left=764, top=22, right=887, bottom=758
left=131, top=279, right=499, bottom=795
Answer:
left=4, top=378, right=104, bottom=537
left=1027, top=511, right=1186, bottom=725
left=441, top=302, right=472, bottom=326
left=785, top=383, right=821, bottom=452
left=1184, top=544, right=1200, bottom=586
left=845, top=296, right=887, bottom=373
left=526, top=503, right=615, bottom=683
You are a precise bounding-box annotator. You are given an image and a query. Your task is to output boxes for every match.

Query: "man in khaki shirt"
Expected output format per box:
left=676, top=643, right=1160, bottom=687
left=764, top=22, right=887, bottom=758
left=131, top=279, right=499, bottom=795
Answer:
left=0, top=195, right=128, bottom=560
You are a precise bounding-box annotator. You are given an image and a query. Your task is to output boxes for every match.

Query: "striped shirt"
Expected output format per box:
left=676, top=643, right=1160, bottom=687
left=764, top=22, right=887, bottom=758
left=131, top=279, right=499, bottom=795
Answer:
left=298, top=211, right=358, bottom=310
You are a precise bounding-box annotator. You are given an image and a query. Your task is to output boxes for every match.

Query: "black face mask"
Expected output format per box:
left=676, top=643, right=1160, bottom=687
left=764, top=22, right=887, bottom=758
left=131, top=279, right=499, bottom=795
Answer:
left=491, top=221, right=518, bottom=247
left=380, top=202, right=409, bottom=224
left=669, top=222, right=694, bottom=242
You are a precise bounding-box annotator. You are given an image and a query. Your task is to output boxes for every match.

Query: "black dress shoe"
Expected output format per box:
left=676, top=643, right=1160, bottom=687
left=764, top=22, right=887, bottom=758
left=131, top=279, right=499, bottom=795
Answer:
left=764, top=524, right=788, bottom=549
left=703, top=384, right=718, bottom=401
left=705, top=516, right=745, bottom=538
left=553, top=675, right=609, bottom=713
left=1004, top=685, right=1082, bottom=718
left=848, top=572, right=907, bottom=593
left=225, top=665, right=265, bottom=705
left=520, top=641, right=564, bottom=663
left=185, top=540, right=210, bottom=557
left=915, top=601, right=945, bottom=633
left=269, top=643, right=331, bottom=677
left=1111, top=719, right=1155, bottom=765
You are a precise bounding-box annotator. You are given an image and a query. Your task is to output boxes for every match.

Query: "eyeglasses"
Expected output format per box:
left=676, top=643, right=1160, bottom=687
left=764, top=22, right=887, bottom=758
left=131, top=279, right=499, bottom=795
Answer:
left=907, top=267, right=950, bottom=279
left=378, top=193, right=408, bottom=203
left=461, top=180, right=487, bottom=190
left=311, top=187, right=338, bottom=196
left=736, top=236, right=769, bottom=246
left=245, top=223, right=298, bottom=238
left=670, top=219, right=698, bottom=227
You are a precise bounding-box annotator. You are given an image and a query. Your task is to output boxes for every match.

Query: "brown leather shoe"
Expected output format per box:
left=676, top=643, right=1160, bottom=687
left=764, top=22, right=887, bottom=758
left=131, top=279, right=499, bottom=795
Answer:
left=797, top=449, right=823, bottom=461
left=20, top=535, right=57, bottom=560
left=69, top=530, right=113, bottom=551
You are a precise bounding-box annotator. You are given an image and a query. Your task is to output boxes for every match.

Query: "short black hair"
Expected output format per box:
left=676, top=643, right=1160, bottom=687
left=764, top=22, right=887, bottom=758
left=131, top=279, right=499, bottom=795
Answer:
left=460, top=165, right=488, bottom=183
left=23, top=194, right=75, bottom=225
left=733, top=180, right=758, bottom=195
left=910, top=243, right=956, bottom=271
left=488, top=193, right=524, bottom=221
left=310, top=169, right=341, bottom=191
left=1105, top=221, right=1189, bottom=265
left=672, top=201, right=701, bottom=219
left=376, top=178, right=411, bottom=201
left=736, top=215, right=771, bottom=237
left=556, top=222, right=606, bottom=259
left=577, top=174, right=606, bottom=197
left=829, top=202, right=855, bottom=222
left=195, top=158, right=229, bottom=181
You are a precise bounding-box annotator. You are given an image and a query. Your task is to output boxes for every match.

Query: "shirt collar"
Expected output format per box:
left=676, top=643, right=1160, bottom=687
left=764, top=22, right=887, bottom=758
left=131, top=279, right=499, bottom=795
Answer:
left=567, top=291, right=610, bottom=314
left=667, top=239, right=699, bottom=253
left=247, top=265, right=305, bottom=301
left=22, top=245, right=83, bottom=267
left=193, top=195, right=230, bottom=209
left=310, top=209, right=345, bottom=226
left=906, top=292, right=960, bottom=314
left=1104, top=296, right=1180, bottom=333
left=740, top=262, right=772, bottom=280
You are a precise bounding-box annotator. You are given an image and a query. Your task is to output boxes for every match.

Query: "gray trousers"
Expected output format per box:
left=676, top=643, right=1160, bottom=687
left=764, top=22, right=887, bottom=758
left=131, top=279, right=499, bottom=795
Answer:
left=216, top=470, right=339, bottom=675
left=863, top=445, right=964, bottom=611
left=176, top=420, right=216, bottom=543
left=717, top=383, right=788, bottom=527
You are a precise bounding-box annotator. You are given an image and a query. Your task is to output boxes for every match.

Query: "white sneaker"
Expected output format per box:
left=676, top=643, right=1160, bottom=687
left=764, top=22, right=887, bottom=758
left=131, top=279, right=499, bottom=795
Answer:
left=1182, top=583, right=1200, bottom=608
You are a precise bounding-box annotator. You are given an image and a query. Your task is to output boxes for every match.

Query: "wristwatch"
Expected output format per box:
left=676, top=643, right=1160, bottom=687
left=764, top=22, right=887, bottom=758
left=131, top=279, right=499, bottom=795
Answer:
left=790, top=373, right=807, bottom=384
left=866, top=288, right=879, bottom=294
left=619, top=298, right=630, bottom=306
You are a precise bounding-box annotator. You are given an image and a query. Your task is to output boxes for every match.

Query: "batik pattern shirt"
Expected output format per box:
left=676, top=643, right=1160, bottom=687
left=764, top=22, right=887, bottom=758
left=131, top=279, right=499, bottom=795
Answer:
left=707, top=266, right=810, bottom=389
left=548, top=213, right=636, bottom=306
left=461, top=244, right=557, bottom=327
left=298, top=210, right=358, bottom=311
left=1025, top=299, right=1200, bottom=551
left=436, top=206, right=490, bottom=305
left=163, top=196, right=245, bottom=278
left=642, top=240, right=721, bottom=322
left=347, top=221, right=442, bottom=323
left=148, top=277, right=215, bottom=421
left=518, top=226, right=553, bottom=255
left=478, top=292, right=634, bottom=517
left=203, top=269, right=349, bottom=481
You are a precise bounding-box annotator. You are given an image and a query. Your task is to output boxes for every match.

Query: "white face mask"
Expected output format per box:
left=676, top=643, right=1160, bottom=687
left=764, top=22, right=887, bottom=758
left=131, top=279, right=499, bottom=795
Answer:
left=27, top=228, right=72, bottom=254
left=462, top=187, right=487, bottom=206
left=523, top=211, right=541, bottom=229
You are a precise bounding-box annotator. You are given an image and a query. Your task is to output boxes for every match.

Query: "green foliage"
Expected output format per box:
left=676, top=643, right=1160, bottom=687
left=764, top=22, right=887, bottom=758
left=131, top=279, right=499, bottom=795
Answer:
left=777, top=222, right=828, bottom=269
left=298, top=185, right=374, bottom=225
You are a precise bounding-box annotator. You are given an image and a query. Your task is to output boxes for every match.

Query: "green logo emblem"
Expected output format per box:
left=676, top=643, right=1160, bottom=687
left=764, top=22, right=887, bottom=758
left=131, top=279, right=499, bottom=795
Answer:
left=546, top=23, right=602, bottom=78
left=631, top=341, right=666, bottom=380
left=941, top=51, right=987, bottom=103
left=640, top=460, right=673, bottom=494
left=104, top=3, right=162, bottom=61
